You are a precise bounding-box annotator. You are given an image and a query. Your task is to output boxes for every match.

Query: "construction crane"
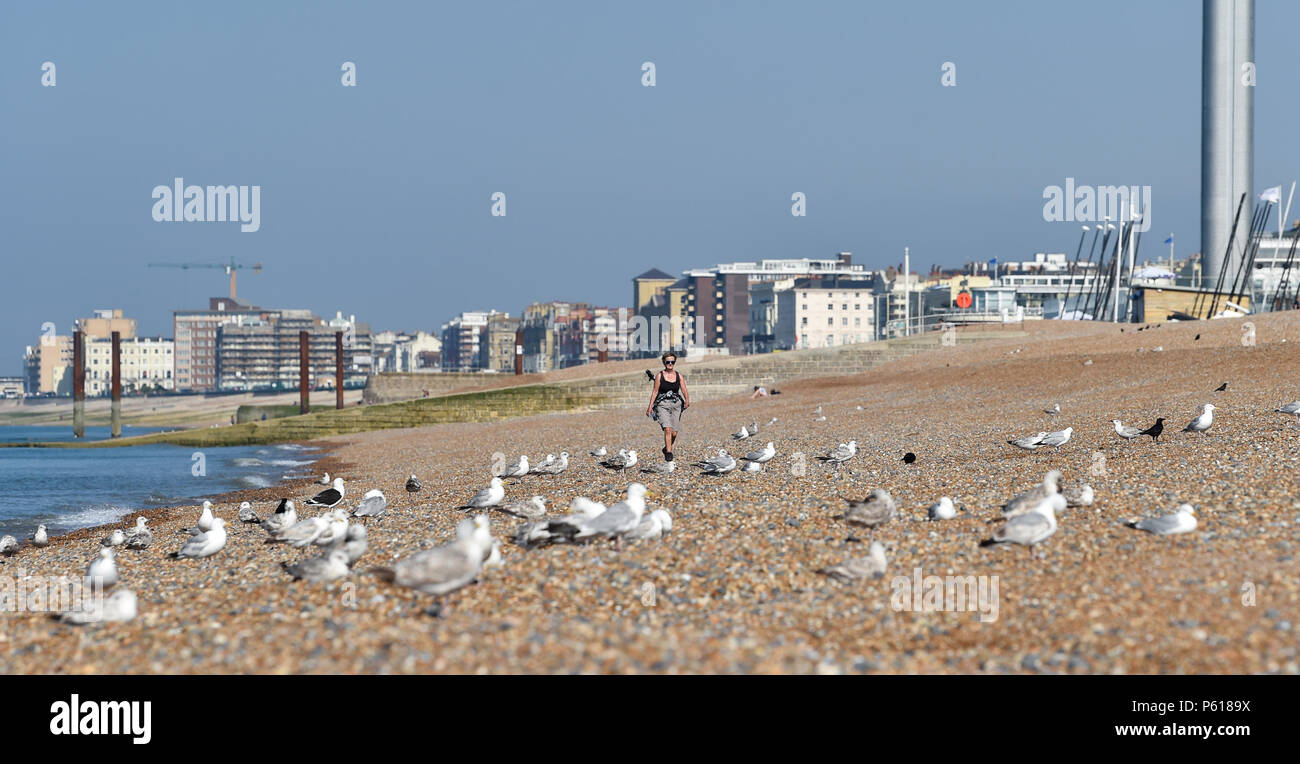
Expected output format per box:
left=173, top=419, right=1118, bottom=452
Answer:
left=148, top=257, right=262, bottom=300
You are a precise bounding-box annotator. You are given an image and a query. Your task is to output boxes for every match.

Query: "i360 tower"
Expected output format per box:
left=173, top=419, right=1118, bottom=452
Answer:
left=1201, top=0, right=1255, bottom=284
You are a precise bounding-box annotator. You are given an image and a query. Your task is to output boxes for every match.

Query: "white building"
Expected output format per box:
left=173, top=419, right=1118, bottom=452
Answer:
left=85, top=337, right=175, bottom=395
left=776, top=277, right=876, bottom=349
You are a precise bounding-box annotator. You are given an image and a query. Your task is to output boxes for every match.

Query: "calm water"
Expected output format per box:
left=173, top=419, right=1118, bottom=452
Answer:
left=0, top=426, right=320, bottom=539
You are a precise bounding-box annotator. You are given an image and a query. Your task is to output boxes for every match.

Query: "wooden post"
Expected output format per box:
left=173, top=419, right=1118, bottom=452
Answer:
left=514, top=328, right=523, bottom=375
left=72, top=330, right=85, bottom=438
left=111, top=331, right=122, bottom=438
left=335, top=331, right=344, bottom=409
left=299, top=330, right=310, bottom=415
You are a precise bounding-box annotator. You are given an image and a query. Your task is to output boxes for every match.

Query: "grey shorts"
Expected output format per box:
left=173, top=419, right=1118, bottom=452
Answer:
left=654, top=396, right=683, bottom=431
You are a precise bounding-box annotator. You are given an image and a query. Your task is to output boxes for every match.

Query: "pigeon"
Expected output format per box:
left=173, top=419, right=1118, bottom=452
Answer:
left=267, top=516, right=329, bottom=548
left=1214, top=382, right=1227, bottom=392
left=982, top=494, right=1063, bottom=552
left=926, top=497, right=957, bottom=521
left=1039, top=427, right=1073, bottom=449
left=600, top=450, right=638, bottom=472
left=306, top=478, right=345, bottom=508
left=744, top=442, right=776, bottom=464
left=406, top=474, right=422, bottom=493
left=1139, top=417, right=1165, bottom=443
left=1127, top=504, right=1197, bottom=535
left=32, top=524, right=48, bottom=547
left=841, top=489, right=897, bottom=538
left=59, top=589, right=137, bottom=625
left=626, top=509, right=673, bottom=541
left=124, top=517, right=153, bottom=549
left=1006, top=432, right=1048, bottom=451
left=173, top=518, right=228, bottom=559
left=183, top=500, right=216, bottom=536
left=353, top=489, right=387, bottom=521
left=696, top=449, right=737, bottom=474
left=460, top=477, right=505, bottom=510
left=817, top=541, right=887, bottom=582
left=818, top=440, right=858, bottom=464
left=260, top=499, right=298, bottom=536
left=497, top=495, right=548, bottom=520
left=1183, top=403, right=1215, bottom=436
left=501, top=455, right=530, bottom=479
left=370, top=516, right=494, bottom=597
left=1002, top=470, right=1062, bottom=519
left=1112, top=420, right=1141, bottom=440
left=101, top=529, right=126, bottom=548
left=238, top=501, right=260, bottom=523
left=0, top=535, right=19, bottom=556
left=1044, top=403, right=1060, bottom=416
left=86, top=547, right=118, bottom=587
left=282, top=549, right=351, bottom=583
left=1062, top=482, right=1095, bottom=508
left=732, top=425, right=750, bottom=440
left=589, top=446, right=608, bottom=458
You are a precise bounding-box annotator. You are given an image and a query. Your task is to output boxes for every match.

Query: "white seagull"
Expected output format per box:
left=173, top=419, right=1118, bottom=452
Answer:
left=306, top=477, right=346, bottom=508
left=1002, top=470, right=1062, bottom=518
left=1006, top=432, right=1048, bottom=451
left=101, top=529, right=126, bottom=548
left=183, top=500, right=215, bottom=536
left=370, top=516, right=494, bottom=597
left=1127, top=504, right=1197, bottom=535
left=460, top=477, right=505, bottom=510
left=626, top=509, right=673, bottom=541
left=1112, top=420, right=1142, bottom=440
left=589, top=446, right=608, bottom=458
left=984, top=494, right=1063, bottom=552
left=501, top=455, right=530, bottom=479
left=86, top=547, right=119, bottom=587
left=732, top=425, right=750, bottom=440
left=33, top=524, right=49, bottom=547
left=1183, top=403, right=1215, bottom=436
left=818, top=440, right=858, bottom=464
left=1039, top=427, right=1073, bottom=449
left=174, top=518, right=228, bottom=558
left=282, top=549, right=351, bottom=583
left=260, top=499, right=297, bottom=536
left=600, top=449, right=638, bottom=472
left=744, top=441, right=776, bottom=464
left=125, top=517, right=153, bottom=549
left=926, top=497, right=957, bottom=521
left=0, top=535, right=20, bottom=555
left=238, top=501, right=260, bottom=523
left=818, top=541, right=888, bottom=582
left=60, top=589, right=137, bottom=625
left=353, top=489, right=387, bottom=521
left=696, top=449, right=737, bottom=474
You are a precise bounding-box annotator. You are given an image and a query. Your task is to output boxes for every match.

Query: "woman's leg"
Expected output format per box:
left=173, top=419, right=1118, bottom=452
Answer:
left=664, top=427, right=674, bottom=453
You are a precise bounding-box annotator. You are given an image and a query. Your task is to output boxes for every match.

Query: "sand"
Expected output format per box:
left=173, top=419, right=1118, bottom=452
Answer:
left=2, top=314, right=1298, bottom=674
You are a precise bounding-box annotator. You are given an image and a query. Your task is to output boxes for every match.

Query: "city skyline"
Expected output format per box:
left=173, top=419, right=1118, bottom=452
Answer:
left=6, top=1, right=1300, bottom=375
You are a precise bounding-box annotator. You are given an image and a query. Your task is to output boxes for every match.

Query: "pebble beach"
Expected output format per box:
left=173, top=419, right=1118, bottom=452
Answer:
left=3, top=315, right=1299, bottom=674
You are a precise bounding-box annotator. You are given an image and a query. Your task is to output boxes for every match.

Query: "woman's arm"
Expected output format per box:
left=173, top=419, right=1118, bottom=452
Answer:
left=647, top=373, right=660, bottom=416
left=679, top=374, right=689, bottom=409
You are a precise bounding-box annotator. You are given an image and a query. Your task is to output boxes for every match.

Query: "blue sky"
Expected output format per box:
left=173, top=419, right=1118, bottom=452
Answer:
left=2, top=0, right=1299, bottom=374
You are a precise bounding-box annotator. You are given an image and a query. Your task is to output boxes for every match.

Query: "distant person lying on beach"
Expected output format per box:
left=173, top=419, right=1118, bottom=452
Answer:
left=750, top=386, right=769, bottom=399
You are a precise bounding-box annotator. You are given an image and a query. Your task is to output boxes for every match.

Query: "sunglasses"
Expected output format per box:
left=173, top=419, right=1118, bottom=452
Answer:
left=664, top=360, right=675, bottom=365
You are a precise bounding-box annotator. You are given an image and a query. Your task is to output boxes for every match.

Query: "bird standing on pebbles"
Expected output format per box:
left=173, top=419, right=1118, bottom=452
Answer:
left=238, top=501, right=260, bottom=523
left=174, top=518, right=228, bottom=559
left=600, top=449, right=638, bottom=473
left=744, top=441, right=776, bottom=464
left=183, top=500, right=215, bottom=536
left=695, top=449, right=736, bottom=474
left=1039, top=427, right=1073, bottom=449
left=125, top=517, right=153, bottom=549
left=498, top=495, right=548, bottom=520
left=282, top=549, right=351, bottom=583
left=1044, top=403, right=1060, bottom=416
left=1062, top=482, right=1094, bottom=508
left=1001, top=470, right=1062, bottom=519
left=589, top=446, right=608, bottom=458
left=33, top=525, right=49, bottom=547
left=0, top=535, right=19, bottom=556
left=260, top=499, right=297, bottom=536
left=267, top=515, right=328, bottom=548
left=101, top=529, right=126, bottom=548
left=1112, top=420, right=1141, bottom=440
left=353, top=489, right=387, bottom=521
left=317, top=472, right=331, bottom=485
left=1139, top=417, right=1165, bottom=443
left=840, top=489, right=897, bottom=540
left=982, top=494, right=1062, bottom=554
left=641, top=460, right=676, bottom=474
left=627, top=509, right=673, bottom=541
left=732, top=425, right=750, bottom=440
left=1183, top=403, right=1215, bottom=436
left=1127, top=504, right=1196, bottom=535
left=926, top=497, right=957, bottom=521
left=818, top=440, right=858, bottom=464
left=369, top=516, right=494, bottom=600
left=86, top=547, right=118, bottom=587
left=818, top=541, right=887, bottom=582
left=460, top=477, right=505, bottom=510
left=306, top=478, right=346, bottom=509
left=500, top=455, right=530, bottom=479
left=1007, top=432, right=1048, bottom=451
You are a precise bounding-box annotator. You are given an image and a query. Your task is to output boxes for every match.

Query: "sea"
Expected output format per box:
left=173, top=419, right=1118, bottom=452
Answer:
left=0, top=425, right=321, bottom=539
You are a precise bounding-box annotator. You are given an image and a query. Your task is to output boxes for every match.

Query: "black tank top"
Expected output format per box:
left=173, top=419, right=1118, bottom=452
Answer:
left=657, top=371, right=681, bottom=400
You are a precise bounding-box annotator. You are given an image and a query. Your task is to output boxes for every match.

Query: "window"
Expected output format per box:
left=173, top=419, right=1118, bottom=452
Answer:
left=842, top=304, right=848, bottom=311
left=827, top=317, right=833, bottom=326
left=801, top=316, right=807, bottom=325
left=842, top=318, right=848, bottom=326
left=827, top=304, right=833, bottom=311
left=802, top=293, right=807, bottom=298
left=855, top=292, right=860, bottom=297
left=854, top=304, right=860, bottom=311
left=802, top=304, right=807, bottom=311
left=855, top=317, right=861, bottom=327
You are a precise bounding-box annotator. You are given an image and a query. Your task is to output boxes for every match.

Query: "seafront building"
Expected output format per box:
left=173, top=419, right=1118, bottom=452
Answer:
left=215, top=310, right=372, bottom=391
left=84, top=336, right=175, bottom=395
left=174, top=297, right=274, bottom=392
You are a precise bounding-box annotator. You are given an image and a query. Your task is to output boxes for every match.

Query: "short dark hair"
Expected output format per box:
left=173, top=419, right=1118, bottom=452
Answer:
left=661, top=352, right=677, bottom=363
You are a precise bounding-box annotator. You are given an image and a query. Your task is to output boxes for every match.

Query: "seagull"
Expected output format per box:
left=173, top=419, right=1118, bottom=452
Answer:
left=1183, top=403, right=1215, bottom=436
left=982, top=494, right=1062, bottom=554
left=732, top=425, right=750, bottom=440
left=501, top=455, right=530, bottom=479
left=741, top=460, right=762, bottom=472
left=86, top=547, right=118, bottom=587
left=313, top=511, right=350, bottom=547
left=626, top=509, right=673, bottom=541
left=552, top=484, right=649, bottom=548
left=1276, top=401, right=1300, bottom=415
left=1112, top=420, right=1142, bottom=440
left=1006, top=432, right=1048, bottom=451
left=841, top=489, right=897, bottom=539
left=812, top=406, right=823, bottom=416
left=497, top=495, right=548, bottom=520
left=282, top=549, right=351, bottom=583
left=124, top=517, right=153, bottom=549
left=306, top=477, right=345, bottom=508
left=533, top=451, right=570, bottom=475
left=818, top=440, right=858, bottom=464
left=1039, top=427, right=1073, bottom=449
left=0, top=535, right=19, bottom=556
left=260, top=499, right=297, bottom=536
left=1002, top=470, right=1062, bottom=519
left=59, top=589, right=137, bottom=625
left=817, top=542, right=887, bottom=582
left=744, top=442, right=776, bottom=464
left=696, top=449, right=737, bottom=474
left=238, top=501, right=260, bottom=523
left=1127, top=504, right=1197, bottom=535
left=600, top=449, right=638, bottom=472
left=529, top=454, right=556, bottom=474
left=406, top=474, right=422, bottom=493
left=353, top=489, right=387, bottom=521
left=1062, top=482, right=1095, bottom=508
left=331, top=524, right=368, bottom=564
left=317, top=472, right=331, bottom=485
left=460, top=477, right=505, bottom=510
left=101, top=529, right=126, bottom=548
left=183, top=500, right=215, bottom=536
left=513, top=497, right=606, bottom=547
left=32, top=524, right=48, bottom=547
left=1044, top=403, right=1060, bottom=416
left=1139, top=417, right=1165, bottom=443
left=767, top=417, right=778, bottom=426
left=926, top=497, right=957, bottom=521
left=173, top=518, right=228, bottom=559
left=640, top=460, right=677, bottom=474
left=369, top=516, right=494, bottom=597
left=589, top=446, right=608, bottom=458
left=267, top=516, right=329, bottom=548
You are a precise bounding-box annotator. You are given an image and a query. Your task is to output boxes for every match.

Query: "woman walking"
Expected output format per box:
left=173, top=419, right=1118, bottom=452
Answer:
left=647, top=351, right=689, bottom=461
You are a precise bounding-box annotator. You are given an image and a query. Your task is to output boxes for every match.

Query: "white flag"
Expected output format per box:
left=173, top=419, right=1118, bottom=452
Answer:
left=1260, top=186, right=1282, bottom=204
